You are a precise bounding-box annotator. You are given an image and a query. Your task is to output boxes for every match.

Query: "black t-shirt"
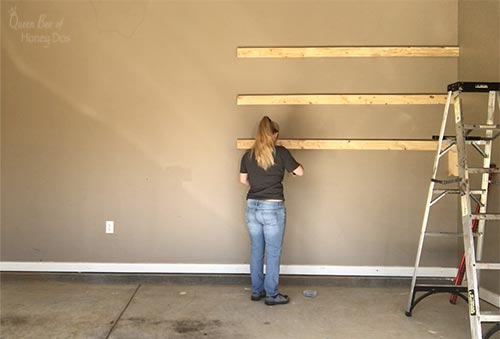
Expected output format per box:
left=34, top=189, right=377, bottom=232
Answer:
left=240, top=146, right=300, bottom=200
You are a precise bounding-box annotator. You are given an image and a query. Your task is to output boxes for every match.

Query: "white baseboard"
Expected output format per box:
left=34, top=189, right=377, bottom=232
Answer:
left=2, top=262, right=497, bottom=307
left=479, top=287, right=500, bottom=308
left=0, top=262, right=457, bottom=277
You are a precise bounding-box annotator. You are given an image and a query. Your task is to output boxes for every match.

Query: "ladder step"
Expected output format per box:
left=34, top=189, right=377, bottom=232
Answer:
left=466, top=139, right=490, bottom=144
left=479, top=311, right=500, bottom=323
left=464, top=124, right=500, bottom=131
left=434, top=189, right=485, bottom=195
left=425, top=232, right=462, bottom=237
left=468, top=167, right=500, bottom=174
left=414, top=284, right=467, bottom=293
left=425, top=232, right=461, bottom=237
left=434, top=189, right=459, bottom=194
left=431, top=177, right=460, bottom=185
left=476, top=263, right=500, bottom=270
left=472, top=214, right=500, bottom=220
left=432, top=135, right=490, bottom=144
left=425, top=232, right=479, bottom=238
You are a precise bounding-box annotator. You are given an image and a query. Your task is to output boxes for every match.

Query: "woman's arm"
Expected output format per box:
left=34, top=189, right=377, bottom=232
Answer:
left=240, top=173, right=250, bottom=186
left=292, top=165, right=304, bottom=176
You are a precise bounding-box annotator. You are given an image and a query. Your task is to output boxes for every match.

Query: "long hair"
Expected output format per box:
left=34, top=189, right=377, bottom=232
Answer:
left=251, top=116, right=280, bottom=170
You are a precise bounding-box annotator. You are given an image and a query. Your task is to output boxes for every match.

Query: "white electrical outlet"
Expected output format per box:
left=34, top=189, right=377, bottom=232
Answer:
left=106, top=221, right=114, bottom=234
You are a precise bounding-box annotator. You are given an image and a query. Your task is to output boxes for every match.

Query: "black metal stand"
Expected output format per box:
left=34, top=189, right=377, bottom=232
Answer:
left=405, top=285, right=468, bottom=317
left=483, top=323, right=500, bottom=339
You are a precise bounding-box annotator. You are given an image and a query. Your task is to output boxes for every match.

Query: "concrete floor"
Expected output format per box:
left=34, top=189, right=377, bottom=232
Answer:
left=0, top=277, right=498, bottom=339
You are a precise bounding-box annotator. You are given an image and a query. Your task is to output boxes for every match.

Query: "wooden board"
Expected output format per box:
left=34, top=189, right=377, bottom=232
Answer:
left=237, top=46, right=459, bottom=58
left=236, top=139, right=448, bottom=151
left=237, top=94, right=448, bottom=105
left=448, top=148, right=458, bottom=176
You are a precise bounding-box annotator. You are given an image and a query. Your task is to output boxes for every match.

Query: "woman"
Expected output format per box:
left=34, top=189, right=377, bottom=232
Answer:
left=239, top=116, right=304, bottom=305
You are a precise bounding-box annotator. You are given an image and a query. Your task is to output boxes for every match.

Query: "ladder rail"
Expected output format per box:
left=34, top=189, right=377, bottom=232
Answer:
left=405, top=91, right=453, bottom=314
left=476, top=91, right=498, bottom=262
left=453, top=92, right=483, bottom=339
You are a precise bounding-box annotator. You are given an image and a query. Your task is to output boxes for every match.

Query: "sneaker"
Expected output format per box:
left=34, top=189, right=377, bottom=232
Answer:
left=264, top=293, right=289, bottom=305
left=251, top=290, right=266, bottom=301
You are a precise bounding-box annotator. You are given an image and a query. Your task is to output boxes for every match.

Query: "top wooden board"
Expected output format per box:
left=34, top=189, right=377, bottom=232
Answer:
left=237, top=47, right=459, bottom=58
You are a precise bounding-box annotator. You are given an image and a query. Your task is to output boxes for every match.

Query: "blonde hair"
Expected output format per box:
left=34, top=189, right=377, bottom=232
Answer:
left=251, top=116, right=280, bottom=170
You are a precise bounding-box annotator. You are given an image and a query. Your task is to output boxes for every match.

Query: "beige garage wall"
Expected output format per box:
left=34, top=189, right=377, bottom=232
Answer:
left=1, top=1, right=463, bottom=268
left=458, top=0, right=500, bottom=295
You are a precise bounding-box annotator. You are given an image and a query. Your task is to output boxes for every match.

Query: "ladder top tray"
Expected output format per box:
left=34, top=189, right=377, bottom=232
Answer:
left=447, top=82, right=500, bottom=93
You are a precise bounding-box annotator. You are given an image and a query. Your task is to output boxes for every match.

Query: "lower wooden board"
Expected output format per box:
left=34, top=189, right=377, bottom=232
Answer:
left=448, top=148, right=458, bottom=176
left=237, top=139, right=447, bottom=151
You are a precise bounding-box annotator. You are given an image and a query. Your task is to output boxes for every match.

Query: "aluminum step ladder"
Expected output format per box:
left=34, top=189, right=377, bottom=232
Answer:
left=405, top=82, right=500, bottom=339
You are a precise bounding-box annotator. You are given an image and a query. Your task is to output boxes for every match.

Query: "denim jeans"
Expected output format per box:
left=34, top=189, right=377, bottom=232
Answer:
left=245, top=199, right=286, bottom=297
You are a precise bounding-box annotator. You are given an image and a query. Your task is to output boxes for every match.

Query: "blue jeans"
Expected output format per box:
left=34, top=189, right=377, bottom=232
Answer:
left=245, top=199, right=286, bottom=297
